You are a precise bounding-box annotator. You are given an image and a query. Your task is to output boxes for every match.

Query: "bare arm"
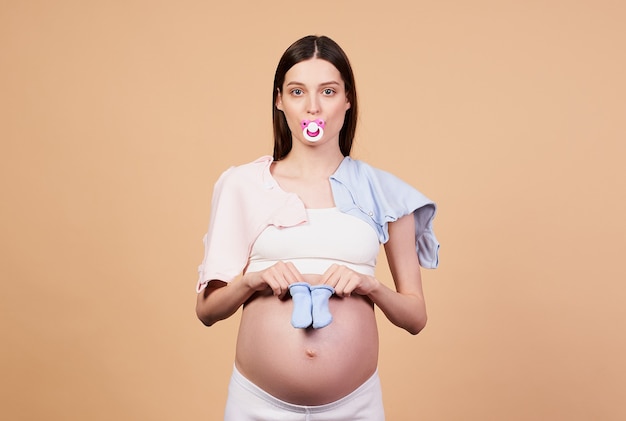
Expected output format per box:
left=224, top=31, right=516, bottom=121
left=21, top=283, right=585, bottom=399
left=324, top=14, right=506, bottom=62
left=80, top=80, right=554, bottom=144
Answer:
left=371, top=213, right=427, bottom=334
left=195, top=278, right=254, bottom=327
left=196, top=261, right=305, bottom=326
left=321, top=213, right=427, bottom=334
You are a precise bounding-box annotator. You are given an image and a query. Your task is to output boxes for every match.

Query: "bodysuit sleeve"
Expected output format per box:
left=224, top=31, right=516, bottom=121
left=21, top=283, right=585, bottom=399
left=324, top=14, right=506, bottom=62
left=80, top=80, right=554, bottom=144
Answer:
left=331, top=158, right=440, bottom=269
left=374, top=167, right=439, bottom=269
left=196, top=157, right=309, bottom=292
left=196, top=166, right=250, bottom=292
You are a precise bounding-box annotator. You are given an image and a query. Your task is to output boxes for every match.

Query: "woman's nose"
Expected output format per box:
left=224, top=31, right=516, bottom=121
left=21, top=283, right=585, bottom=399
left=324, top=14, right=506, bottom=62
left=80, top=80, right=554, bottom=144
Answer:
left=307, top=95, right=320, bottom=115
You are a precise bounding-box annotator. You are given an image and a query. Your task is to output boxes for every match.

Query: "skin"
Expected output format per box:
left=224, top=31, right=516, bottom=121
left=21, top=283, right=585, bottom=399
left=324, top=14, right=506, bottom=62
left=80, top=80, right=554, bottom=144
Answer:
left=196, top=58, right=427, bottom=405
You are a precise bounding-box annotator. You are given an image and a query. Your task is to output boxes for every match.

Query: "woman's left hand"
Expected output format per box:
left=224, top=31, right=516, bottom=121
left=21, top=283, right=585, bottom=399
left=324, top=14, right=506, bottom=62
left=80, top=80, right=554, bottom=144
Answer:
left=320, top=264, right=380, bottom=297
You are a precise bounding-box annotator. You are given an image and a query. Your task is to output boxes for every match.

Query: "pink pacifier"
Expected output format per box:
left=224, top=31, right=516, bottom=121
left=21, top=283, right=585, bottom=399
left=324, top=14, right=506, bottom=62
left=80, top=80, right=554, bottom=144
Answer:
left=300, top=119, right=325, bottom=142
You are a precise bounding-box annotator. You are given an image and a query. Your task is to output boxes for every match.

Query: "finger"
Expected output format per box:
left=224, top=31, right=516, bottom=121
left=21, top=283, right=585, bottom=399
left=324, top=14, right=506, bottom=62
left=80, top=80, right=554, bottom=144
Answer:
left=269, top=262, right=295, bottom=289
left=284, top=261, right=305, bottom=284
left=321, top=264, right=341, bottom=286
left=264, top=276, right=283, bottom=297
left=342, top=277, right=360, bottom=296
left=340, top=273, right=364, bottom=297
left=331, top=273, right=349, bottom=296
left=263, top=269, right=289, bottom=297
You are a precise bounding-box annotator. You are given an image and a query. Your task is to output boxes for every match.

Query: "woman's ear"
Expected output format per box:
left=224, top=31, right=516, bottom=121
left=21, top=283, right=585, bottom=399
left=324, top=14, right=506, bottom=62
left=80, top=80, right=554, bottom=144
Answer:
left=275, top=88, right=283, bottom=111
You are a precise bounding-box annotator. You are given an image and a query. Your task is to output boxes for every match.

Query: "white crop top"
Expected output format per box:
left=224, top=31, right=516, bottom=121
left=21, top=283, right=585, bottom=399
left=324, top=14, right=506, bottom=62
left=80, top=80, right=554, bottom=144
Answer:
left=246, top=208, right=380, bottom=276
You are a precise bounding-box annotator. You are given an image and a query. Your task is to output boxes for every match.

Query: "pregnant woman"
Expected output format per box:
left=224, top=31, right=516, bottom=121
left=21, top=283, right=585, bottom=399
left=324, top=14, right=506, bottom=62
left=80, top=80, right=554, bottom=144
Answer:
left=195, top=35, right=439, bottom=421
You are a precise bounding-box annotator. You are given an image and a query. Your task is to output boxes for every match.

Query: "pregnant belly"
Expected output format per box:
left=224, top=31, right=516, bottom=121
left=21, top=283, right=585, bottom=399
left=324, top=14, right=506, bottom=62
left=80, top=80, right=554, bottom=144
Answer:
left=234, top=278, right=379, bottom=405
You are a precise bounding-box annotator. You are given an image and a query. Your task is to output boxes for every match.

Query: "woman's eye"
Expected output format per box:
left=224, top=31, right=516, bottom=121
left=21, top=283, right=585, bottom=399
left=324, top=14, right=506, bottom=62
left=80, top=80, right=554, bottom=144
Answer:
left=323, top=88, right=335, bottom=95
left=291, top=89, right=303, bottom=96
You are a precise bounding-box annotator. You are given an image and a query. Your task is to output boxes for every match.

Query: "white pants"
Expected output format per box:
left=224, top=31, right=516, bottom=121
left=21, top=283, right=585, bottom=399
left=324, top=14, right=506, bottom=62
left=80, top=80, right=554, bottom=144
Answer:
left=224, top=365, right=385, bottom=421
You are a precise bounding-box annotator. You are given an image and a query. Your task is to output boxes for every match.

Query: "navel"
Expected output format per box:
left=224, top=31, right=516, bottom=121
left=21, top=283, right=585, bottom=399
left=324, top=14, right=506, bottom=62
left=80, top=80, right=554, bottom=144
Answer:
left=304, top=348, right=318, bottom=359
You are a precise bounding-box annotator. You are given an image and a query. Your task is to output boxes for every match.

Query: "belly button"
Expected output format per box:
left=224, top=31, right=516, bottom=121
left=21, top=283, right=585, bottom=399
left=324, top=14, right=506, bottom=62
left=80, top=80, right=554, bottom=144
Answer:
left=305, top=349, right=317, bottom=359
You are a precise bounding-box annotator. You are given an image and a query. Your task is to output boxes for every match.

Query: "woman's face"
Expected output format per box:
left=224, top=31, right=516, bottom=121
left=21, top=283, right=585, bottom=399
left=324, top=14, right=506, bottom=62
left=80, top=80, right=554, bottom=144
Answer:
left=276, top=58, right=351, bottom=148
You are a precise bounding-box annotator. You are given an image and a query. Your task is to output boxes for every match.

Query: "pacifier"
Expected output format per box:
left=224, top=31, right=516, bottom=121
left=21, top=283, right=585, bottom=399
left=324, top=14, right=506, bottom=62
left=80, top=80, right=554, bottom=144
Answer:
left=300, top=119, right=325, bottom=142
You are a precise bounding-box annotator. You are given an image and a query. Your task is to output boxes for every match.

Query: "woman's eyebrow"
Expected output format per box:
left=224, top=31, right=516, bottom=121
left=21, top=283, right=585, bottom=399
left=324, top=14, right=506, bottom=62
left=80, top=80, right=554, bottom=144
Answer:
left=285, top=80, right=341, bottom=87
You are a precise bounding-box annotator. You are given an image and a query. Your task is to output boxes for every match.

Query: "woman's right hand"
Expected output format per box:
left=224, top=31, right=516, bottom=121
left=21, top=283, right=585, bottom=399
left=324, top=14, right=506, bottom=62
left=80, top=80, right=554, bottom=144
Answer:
left=242, top=261, right=305, bottom=299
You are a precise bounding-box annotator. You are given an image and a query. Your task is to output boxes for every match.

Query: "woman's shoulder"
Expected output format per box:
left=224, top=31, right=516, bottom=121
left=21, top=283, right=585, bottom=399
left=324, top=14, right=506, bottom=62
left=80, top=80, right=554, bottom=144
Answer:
left=216, top=155, right=273, bottom=185
left=335, top=156, right=434, bottom=210
left=335, top=156, right=410, bottom=188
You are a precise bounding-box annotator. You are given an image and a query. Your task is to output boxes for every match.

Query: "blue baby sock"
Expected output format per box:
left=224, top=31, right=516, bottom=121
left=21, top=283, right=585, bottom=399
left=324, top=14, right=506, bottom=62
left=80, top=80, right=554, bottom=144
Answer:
left=289, top=283, right=313, bottom=328
left=310, top=285, right=335, bottom=329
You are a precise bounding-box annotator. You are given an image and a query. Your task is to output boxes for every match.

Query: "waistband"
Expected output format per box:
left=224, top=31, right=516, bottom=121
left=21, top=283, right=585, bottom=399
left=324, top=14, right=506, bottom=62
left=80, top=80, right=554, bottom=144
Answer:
left=231, top=365, right=380, bottom=414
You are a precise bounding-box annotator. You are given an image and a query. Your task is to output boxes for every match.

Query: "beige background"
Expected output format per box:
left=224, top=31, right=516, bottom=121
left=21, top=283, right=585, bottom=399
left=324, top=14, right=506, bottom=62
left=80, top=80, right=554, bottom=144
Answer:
left=2, top=0, right=625, bottom=420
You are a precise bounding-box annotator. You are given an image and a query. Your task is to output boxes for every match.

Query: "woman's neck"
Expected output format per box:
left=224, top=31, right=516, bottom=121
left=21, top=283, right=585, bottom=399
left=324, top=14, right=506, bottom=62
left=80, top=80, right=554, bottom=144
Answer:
left=278, top=147, right=345, bottom=179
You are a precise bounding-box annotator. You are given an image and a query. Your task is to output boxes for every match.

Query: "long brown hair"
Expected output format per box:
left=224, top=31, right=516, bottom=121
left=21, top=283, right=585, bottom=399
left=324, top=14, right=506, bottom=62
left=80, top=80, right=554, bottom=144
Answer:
left=272, top=35, right=358, bottom=160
